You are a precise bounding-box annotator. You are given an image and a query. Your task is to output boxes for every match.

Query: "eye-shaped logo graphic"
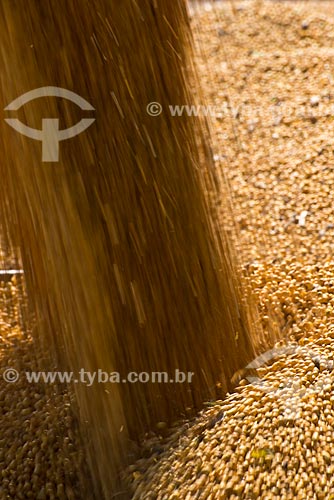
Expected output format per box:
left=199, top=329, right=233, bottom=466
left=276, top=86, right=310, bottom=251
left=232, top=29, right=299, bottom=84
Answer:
left=245, top=344, right=333, bottom=420
left=4, top=86, right=95, bottom=162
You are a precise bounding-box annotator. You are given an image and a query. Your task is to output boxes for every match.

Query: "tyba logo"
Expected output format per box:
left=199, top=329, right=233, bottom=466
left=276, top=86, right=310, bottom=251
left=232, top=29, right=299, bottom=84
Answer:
left=4, top=86, right=95, bottom=162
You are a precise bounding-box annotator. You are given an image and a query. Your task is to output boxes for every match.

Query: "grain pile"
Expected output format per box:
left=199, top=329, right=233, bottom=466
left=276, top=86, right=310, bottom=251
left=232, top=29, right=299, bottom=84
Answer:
left=128, top=2, right=334, bottom=498
left=0, top=276, right=93, bottom=499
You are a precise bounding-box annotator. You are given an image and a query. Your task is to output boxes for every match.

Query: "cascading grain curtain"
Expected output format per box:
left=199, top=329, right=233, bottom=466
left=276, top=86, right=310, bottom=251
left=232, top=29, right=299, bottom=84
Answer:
left=0, top=1, right=256, bottom=497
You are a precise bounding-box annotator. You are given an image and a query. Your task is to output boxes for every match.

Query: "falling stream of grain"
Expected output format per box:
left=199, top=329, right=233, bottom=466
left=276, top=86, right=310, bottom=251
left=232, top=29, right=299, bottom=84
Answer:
left=0, top=1, right=258, bottom=497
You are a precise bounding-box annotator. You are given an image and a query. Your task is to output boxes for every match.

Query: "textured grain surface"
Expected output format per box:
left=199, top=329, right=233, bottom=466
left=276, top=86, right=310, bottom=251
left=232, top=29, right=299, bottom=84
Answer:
left=128, top=2, right=334, bottom=498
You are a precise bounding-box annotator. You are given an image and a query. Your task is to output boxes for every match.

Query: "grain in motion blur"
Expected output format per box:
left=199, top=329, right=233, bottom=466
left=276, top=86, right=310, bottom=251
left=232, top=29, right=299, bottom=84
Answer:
left=0, top=1, right=256, bottom=498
